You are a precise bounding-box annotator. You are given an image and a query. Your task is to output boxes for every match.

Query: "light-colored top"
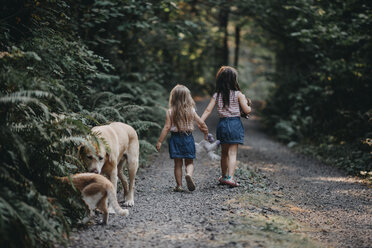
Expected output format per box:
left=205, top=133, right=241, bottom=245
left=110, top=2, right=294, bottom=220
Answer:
left=213, top=91, right=240, bottom=117
left=169, top=108, right=196, bottom=132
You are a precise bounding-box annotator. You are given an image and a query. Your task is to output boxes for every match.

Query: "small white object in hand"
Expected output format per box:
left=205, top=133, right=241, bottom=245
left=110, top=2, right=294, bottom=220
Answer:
left=195, top=133, right=221, bottom=161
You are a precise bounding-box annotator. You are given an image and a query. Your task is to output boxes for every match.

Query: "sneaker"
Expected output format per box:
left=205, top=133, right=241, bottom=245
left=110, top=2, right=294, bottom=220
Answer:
left=185, top=175, right=196, bottom=191
left=225, top=178, right=240, bottom=187
left=173, top=186, right=184, bottom=192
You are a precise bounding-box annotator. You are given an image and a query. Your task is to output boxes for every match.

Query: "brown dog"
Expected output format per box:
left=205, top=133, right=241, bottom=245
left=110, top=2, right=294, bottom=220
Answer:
left=60, top=173, right=129, bottom=225
left=79, top=122, right=139, bottom=207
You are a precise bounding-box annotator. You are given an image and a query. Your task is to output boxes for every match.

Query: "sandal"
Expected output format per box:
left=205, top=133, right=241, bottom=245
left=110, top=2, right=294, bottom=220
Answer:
left=185, top=175, right=196, bottom=191
left=218, top=176, right=227, bottom=185
left=173, top=186, right=184, bottom=192
left=225, top=178, right=240, bottom=187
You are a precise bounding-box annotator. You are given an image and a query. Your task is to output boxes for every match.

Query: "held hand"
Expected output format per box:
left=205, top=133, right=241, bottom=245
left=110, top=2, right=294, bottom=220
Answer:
left=246, top=98, right=252, bottom=106
left=242, top=94, right=252, bottom=106
left=156, top=142, right=162, bottom=152
left=204, top=133, right=208, bottom=140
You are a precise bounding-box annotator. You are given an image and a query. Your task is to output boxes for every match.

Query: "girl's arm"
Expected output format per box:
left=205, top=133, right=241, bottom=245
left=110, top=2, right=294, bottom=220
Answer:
left=156, top=110, right=171, bottom=151
left=200, top=97, right=216, bottom=121
left=194, top=112, right=209, bottom=140
left=238, top=92, right=252, bottom=114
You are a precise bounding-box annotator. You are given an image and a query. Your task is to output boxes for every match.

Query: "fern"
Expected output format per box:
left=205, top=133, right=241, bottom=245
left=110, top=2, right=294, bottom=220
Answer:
left=0, top=196, right=32, bottom=248
left=96, top=106, right=125, bottom=122
left=92, top=91, right=116, bottom=108
left=114, top=104, right=145, bottom=112
left=130, top=120, right=161, bottom=134
left=138, top=140, right=157, bottom=165
left=0, top=0, right=177, bottom=247
left=139, top=139, right=157, bottom=153
left=0, top=95, right=50, bottom=120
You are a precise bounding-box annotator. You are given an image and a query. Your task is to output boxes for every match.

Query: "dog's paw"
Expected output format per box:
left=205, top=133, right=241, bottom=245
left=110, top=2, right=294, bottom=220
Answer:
left=124, top=200, right=134, bottom=207
left=119, top=209, right=129, bottom=216
left=98, top=220, right=108, bottom=225
left=108, top=206, right=116, bottom=214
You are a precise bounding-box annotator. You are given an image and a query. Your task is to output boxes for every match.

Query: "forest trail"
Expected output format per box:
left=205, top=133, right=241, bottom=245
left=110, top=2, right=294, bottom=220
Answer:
left=67, top=101, right=372, bottom=248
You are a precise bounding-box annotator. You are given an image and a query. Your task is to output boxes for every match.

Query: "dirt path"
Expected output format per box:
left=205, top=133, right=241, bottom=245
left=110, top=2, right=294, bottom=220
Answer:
left=67, top=101, right=372, bottom=248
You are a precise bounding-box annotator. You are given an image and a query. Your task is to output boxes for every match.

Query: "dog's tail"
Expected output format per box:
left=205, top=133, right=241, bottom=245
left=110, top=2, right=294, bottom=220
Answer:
left=107, top=190, right=129, bottom=217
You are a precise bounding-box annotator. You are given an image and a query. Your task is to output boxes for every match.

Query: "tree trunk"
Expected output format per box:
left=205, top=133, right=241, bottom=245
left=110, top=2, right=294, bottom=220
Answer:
left=218, top=6, right=229, bottom=66
left=234, top=25, right=241, bottom=67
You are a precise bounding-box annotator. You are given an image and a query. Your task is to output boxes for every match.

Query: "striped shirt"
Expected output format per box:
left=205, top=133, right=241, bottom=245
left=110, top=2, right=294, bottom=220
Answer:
left=169, top=108, right=195, bottom=132
left=213, top=91, right=240, bottom=118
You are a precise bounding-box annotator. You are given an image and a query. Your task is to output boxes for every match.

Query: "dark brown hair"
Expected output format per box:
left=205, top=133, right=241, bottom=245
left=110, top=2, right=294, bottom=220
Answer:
left=215, top=66, right=240, bottom=107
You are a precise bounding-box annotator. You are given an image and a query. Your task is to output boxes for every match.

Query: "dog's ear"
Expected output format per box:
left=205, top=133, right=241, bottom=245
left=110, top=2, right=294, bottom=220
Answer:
left=78, top=145, right=85, bottom=158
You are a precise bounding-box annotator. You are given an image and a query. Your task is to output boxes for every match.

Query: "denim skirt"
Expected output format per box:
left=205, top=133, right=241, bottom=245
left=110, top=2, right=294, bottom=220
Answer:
left=216, top=117, right=244, bottom=144
left=169, top=132, right=196, bottom=159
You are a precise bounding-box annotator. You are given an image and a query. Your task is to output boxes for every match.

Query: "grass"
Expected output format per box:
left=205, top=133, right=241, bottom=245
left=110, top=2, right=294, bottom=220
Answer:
left=213, top=163, right=322, bottom=248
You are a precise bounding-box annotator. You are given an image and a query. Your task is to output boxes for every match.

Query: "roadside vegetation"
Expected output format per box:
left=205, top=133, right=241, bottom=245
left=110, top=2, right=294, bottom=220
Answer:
left=0, top=0, right=370, bottom=247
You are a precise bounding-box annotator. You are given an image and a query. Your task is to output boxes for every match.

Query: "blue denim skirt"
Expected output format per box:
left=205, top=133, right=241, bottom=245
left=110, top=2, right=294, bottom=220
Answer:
left=169, top=132, right=196, bottom=159
left=216, top=117, right=244, bottom=144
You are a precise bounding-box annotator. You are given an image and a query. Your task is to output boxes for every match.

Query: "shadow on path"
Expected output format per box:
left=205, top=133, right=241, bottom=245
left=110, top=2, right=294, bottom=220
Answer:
left=67, top=100, right=371, bottom=248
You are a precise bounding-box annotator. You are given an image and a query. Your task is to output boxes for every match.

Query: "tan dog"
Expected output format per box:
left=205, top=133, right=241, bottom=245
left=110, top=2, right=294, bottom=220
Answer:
left=79, top=122, right=139, bottom=207
left=60, top=173, right=129, bottom=225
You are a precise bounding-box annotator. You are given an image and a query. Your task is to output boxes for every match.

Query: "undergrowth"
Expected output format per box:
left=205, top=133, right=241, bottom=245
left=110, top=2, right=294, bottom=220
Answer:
left=0, top=1, right=166, bottom=247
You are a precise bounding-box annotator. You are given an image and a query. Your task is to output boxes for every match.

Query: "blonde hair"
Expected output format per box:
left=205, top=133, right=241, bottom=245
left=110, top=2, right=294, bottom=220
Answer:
left=169, top=84, right=196, bottom=132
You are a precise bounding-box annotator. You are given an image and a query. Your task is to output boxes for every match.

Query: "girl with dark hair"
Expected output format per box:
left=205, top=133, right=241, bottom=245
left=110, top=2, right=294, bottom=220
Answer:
left=201, top=66, right=251, bottom=187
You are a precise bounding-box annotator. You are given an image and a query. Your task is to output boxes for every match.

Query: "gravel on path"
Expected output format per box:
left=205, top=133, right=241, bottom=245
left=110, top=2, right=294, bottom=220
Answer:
left=66, top=101, right=372, bottom=248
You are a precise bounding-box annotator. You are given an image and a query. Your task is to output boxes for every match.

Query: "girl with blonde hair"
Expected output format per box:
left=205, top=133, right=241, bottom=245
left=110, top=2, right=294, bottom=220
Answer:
left=156, top=84, right=208, bottom=192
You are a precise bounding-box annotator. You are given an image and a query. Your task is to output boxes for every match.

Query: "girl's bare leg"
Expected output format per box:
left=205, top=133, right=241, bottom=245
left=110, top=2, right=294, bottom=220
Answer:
left=227, top=144, right=238, bottom=179
left=174, top=158, right=183, bottom=187
left=184, top=158, right=194, bottom=177
left=221, top=144, right=229, bottom=176
left=184, top=158, right=196, bottom=191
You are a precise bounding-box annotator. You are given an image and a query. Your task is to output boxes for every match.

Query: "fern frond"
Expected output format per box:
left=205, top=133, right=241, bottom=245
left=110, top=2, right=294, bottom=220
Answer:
left=80, top=110, right=105, bottom=125
left=1, top=90, right=66, bottom=110
left=92, top=91, right=133, bottom=108
left=0, top=96, right=50, bottom=120
left=0, top=167, right=24, bottom=190
left=0, top=196, right=34, bottom=247
left=59, top=136, right=88, bottom=147
left=114, top=104, right=145, bottom=112
left=139, top=139, right=157, bottom=153
left=18, top=201, right=64, bottom=243
left=88, top=112, right=109, bottom=124
left=92, top=91, right=116, bottom=108
left=9, top=123, right=34, bottom=132
left=65, top=154, right=83, bottom=167
left=116, top=92, right=134, bottom=101
left=130, top=120, right=161, bottom=134
left=7, top=131, right=29, bottom=168
left=96, top=106, right=125, bottom=122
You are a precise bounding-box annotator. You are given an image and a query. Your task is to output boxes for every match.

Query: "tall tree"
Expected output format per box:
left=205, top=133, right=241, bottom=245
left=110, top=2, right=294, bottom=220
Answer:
left=234, top=24, right=241, bottom=67
left=217, top=2, right=230, bottom=66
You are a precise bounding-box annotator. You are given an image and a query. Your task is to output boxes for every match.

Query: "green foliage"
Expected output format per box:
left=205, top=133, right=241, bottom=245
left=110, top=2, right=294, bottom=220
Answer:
left=296, top=139, right=372, bottom=175
left=2, top=0, right=370, bottom=247
left=0, top=89, right=89, bottom=248
left=1, top=0, right=235, bottom=246
left=0, top=0, right=174, bottom=246
left=236, top=0, right=372, bottom=174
